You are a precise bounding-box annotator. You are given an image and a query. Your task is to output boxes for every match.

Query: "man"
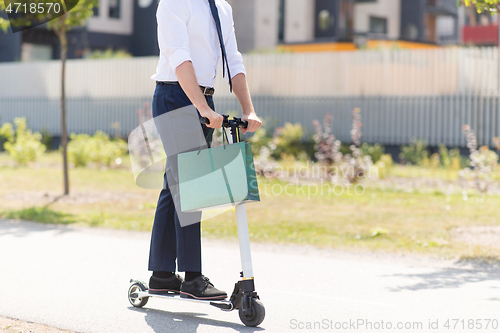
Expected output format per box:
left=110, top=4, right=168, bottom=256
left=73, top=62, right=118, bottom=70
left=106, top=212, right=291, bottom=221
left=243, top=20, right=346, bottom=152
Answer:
left=148, top=0, right=262, bottom=300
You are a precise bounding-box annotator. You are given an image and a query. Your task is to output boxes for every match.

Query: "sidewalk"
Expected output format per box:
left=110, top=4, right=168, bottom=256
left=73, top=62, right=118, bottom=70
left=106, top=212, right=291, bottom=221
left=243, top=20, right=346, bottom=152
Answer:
left=0, top=317, right=76, bottom=333
left=1, top=219, right=499, bottom=333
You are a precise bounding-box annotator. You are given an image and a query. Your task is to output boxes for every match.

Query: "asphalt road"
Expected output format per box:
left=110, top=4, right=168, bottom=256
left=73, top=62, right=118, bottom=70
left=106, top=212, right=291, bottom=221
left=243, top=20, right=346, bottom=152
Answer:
left=1, top=219, right=499, bottom=333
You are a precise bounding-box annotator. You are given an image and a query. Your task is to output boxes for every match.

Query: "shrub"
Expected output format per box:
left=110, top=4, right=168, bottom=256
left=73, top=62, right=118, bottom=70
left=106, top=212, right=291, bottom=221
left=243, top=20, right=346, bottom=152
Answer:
left=312, top=114, right=342, bottom=165
left=312, top=109, right=374, bottom=183
left=399, top=139, right=429, bottom=166
left=341, top=108, right=373, bottom=183
left=360, top=143, right=384, bottom=163
left=40, top=127, right=54, bottom=151
left=270, top=122, right=306, bottom=159
left=86, top=48, right=132, bottom=59
left=2, top=118, right=46, bottom=165
left=0, top=122, right=14, bottom=151
left=375, top=154, right=393, bottom=179
left=429, top=153, right=441, bottom=169
left=249, top=128, right=272, bottom=157
left=459, top=125, right=499, bottom=192
left=439, top=144, right=467, bottom=170
left=67, top=131, right=127, bottom=167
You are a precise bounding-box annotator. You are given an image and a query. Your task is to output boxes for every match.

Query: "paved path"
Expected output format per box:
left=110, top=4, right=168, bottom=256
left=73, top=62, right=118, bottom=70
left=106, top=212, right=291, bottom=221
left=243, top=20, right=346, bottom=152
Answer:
left=1, top=219, right=499, bottom=333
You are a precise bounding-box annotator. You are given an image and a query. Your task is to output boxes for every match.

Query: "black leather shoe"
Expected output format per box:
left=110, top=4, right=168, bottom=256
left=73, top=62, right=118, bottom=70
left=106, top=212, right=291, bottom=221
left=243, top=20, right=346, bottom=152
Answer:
left=180, top=276, right=227, bottom=300
left=149, top=275, right=183, bottom=295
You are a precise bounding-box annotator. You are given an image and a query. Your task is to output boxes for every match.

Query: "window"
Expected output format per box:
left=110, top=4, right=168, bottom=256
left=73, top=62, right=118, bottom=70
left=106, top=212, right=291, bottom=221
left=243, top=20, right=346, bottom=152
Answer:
left=403, top=24, right=419, bottom=40
left=315, top=0, right=337, bottom=38
left=93, top=6, right=99, bottom=17
left=369, top=16, right=387, bottom=35
left=318, top=10, right=334, bottom=32
left=437, top=16, right=455, bottom=37
left=109, top=0, right=120, bottom=19
left=278, top=0, right=285, bottom=41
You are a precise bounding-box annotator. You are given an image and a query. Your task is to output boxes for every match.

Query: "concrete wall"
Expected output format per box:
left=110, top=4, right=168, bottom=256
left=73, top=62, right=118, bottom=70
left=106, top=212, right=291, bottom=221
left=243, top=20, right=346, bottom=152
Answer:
left=228, top=0, right=256, bottom=53
left=255, top=0, right=280, bottom=51
left=284, top=0, right=315, bottom=43
left=354, top=0, right=401, bottom=39
left=87, top=0, right=134, bottom=35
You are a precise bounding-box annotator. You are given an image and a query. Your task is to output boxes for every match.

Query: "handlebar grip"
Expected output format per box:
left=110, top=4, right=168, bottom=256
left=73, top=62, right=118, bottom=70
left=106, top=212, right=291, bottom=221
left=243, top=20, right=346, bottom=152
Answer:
left=200, top=117, right=210, bottom=125
left=240, top=121, right=248, bottom=129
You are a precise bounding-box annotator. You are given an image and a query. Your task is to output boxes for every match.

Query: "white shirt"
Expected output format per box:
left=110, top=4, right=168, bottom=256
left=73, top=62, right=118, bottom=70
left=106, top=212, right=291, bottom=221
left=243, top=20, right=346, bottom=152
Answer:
left=151, top=0, right=246, bottom=88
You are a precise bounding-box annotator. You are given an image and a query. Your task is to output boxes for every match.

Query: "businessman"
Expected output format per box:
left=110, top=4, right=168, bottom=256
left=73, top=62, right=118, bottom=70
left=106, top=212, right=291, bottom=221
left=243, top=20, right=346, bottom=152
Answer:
left=148, top=0, right=262, bottom=300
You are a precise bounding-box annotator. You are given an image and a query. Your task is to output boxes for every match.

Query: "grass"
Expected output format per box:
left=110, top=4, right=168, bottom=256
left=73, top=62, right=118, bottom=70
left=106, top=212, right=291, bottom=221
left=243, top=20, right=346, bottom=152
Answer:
left=2, top=207, right=75, bottom=225
left=0, top=151, right=499, bottom=259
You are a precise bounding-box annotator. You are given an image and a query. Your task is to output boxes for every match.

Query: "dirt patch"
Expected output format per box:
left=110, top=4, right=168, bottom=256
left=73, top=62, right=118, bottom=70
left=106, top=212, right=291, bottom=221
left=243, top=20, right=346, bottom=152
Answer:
left=451, top=226, right=500, bottom=248
left=0, top=317, right=76, bottom=333
left=2, top=191, right=141, bottom=205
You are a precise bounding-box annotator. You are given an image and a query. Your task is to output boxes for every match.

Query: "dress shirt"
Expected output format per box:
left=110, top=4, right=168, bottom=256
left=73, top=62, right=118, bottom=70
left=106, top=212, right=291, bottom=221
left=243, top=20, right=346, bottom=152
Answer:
left=151, top=0, right=246, bottom=88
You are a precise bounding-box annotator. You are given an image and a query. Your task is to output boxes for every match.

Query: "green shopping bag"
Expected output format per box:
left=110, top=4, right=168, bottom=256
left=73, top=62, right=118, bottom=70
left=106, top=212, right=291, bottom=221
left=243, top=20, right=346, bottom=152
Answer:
left=177, top=141, right=260, bottom=212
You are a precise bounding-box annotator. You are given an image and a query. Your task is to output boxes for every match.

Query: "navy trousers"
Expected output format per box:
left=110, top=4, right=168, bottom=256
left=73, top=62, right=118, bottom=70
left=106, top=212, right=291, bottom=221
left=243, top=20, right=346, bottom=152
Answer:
left=148, top=83, right=214, bottom=272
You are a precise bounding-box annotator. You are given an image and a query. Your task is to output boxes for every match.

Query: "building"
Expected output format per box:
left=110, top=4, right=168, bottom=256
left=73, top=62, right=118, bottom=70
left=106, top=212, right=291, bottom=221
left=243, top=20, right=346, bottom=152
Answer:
left=0, top=0, right=461, bottom=63
left=461, top=6, right=499, bottom=46
left=231, top=0, right=460, bottom=53
left=0, top=0, right=158, bottom=62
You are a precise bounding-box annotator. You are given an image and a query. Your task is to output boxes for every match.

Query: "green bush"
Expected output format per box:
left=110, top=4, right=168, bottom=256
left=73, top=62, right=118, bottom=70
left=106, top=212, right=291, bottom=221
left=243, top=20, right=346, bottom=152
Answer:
left=449, top=147, right=469, bottom=169
left=0, top=122, right=14, bottom=151
left=399, top=139, right=429, bottom=166
left=438, top=144, right=468, bottom=170
left=1, top=118, right=46, bottom=165
left=86, top=48, right=132, bottom=59
left=67, top=131, right=127, bottom=167
left=40, top=127, right=54, bottom=151
left=360, top=143, right=384, bottom=163
left=338, top=142, right=384, bottom=163
left=271, top=122, right=306, bottom=159
left=376, top=154, right=393, bottom=179
left=249, top=128, right=272, bottom=156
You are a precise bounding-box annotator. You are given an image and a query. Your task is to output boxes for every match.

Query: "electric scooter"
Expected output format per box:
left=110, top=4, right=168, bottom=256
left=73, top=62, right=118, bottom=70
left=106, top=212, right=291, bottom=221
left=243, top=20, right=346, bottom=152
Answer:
left=128, top=115, right=265, bottom=327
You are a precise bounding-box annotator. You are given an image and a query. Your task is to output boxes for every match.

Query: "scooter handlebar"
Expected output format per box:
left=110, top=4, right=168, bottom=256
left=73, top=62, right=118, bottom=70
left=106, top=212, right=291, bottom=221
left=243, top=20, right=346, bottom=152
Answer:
left=200, top=116, right=248, bottom=129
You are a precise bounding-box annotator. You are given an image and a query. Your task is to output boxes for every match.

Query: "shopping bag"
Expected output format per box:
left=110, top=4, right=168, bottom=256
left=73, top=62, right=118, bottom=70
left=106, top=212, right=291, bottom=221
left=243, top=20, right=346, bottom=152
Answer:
left=177, top=141, right=260, bottom=212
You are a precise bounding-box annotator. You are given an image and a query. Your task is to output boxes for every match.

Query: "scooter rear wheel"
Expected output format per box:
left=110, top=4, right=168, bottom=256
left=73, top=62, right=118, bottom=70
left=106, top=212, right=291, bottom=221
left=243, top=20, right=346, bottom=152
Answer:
left=128, top=282, right=149, bottom=308
left=239, top=299, right=265, bottom=327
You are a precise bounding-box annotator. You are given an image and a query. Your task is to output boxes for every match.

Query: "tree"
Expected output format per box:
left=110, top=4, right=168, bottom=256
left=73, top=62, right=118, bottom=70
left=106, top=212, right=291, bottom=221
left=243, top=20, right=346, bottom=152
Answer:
left=0, top=0, right=98, bottom=195
left=460, top=0, right=500, bottom=12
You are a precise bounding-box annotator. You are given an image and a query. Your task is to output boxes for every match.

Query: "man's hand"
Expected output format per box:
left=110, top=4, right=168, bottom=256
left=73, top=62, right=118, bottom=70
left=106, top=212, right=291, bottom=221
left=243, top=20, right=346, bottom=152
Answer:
left=242, top=112, right=262, bottom=134
left=231, top=73, right=262, bottom=134
left=199, top=106, right=224, bottom=129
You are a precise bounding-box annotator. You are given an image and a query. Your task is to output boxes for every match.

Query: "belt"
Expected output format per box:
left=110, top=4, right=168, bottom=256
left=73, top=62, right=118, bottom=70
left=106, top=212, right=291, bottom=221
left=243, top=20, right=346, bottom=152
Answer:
left=156, top=81, right=215, bottom=96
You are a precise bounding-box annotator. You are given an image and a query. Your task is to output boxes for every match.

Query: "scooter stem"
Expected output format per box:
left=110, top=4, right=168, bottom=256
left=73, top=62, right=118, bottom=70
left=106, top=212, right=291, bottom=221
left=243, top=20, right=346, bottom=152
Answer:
left=236, top=203, right=254, bottom=279
left=225, top=124, right=254, bottom=280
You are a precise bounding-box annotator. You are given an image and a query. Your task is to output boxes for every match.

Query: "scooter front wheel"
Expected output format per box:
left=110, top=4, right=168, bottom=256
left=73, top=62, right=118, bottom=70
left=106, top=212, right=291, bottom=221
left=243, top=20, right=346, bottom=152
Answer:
left=128, top=282, right=149, bottom=308
left=239, top=299, right=265, bottom=327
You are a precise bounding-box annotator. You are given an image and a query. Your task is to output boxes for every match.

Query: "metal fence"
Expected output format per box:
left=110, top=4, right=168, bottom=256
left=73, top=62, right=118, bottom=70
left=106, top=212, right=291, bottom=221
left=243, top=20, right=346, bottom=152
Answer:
left=0, top=47, right=499, bottom=147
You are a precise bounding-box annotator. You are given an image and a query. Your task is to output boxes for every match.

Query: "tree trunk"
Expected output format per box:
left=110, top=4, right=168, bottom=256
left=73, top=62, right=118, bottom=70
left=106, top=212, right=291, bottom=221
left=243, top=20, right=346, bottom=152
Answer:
left=59, top=19, right=69, bottom=195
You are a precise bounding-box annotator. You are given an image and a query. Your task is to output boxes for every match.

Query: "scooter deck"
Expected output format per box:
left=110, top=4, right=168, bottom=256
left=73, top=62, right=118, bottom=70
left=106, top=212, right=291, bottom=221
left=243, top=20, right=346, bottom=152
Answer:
left=136, top=290, right=233, bottom=310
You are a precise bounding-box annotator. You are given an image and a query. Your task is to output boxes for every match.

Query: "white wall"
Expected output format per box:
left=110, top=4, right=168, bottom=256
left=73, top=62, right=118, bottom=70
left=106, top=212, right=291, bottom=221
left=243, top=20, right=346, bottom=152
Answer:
left=255, top=0, right=279, bottom=51
left=284, top=0, right=314, bottom=43
left=227, top=0, right=256, bottom=53
left=354, top=0, right=401, bottom=39
left=229, top=0, right=279, bottom=52
left=87, top=0, right=134, bottom=35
